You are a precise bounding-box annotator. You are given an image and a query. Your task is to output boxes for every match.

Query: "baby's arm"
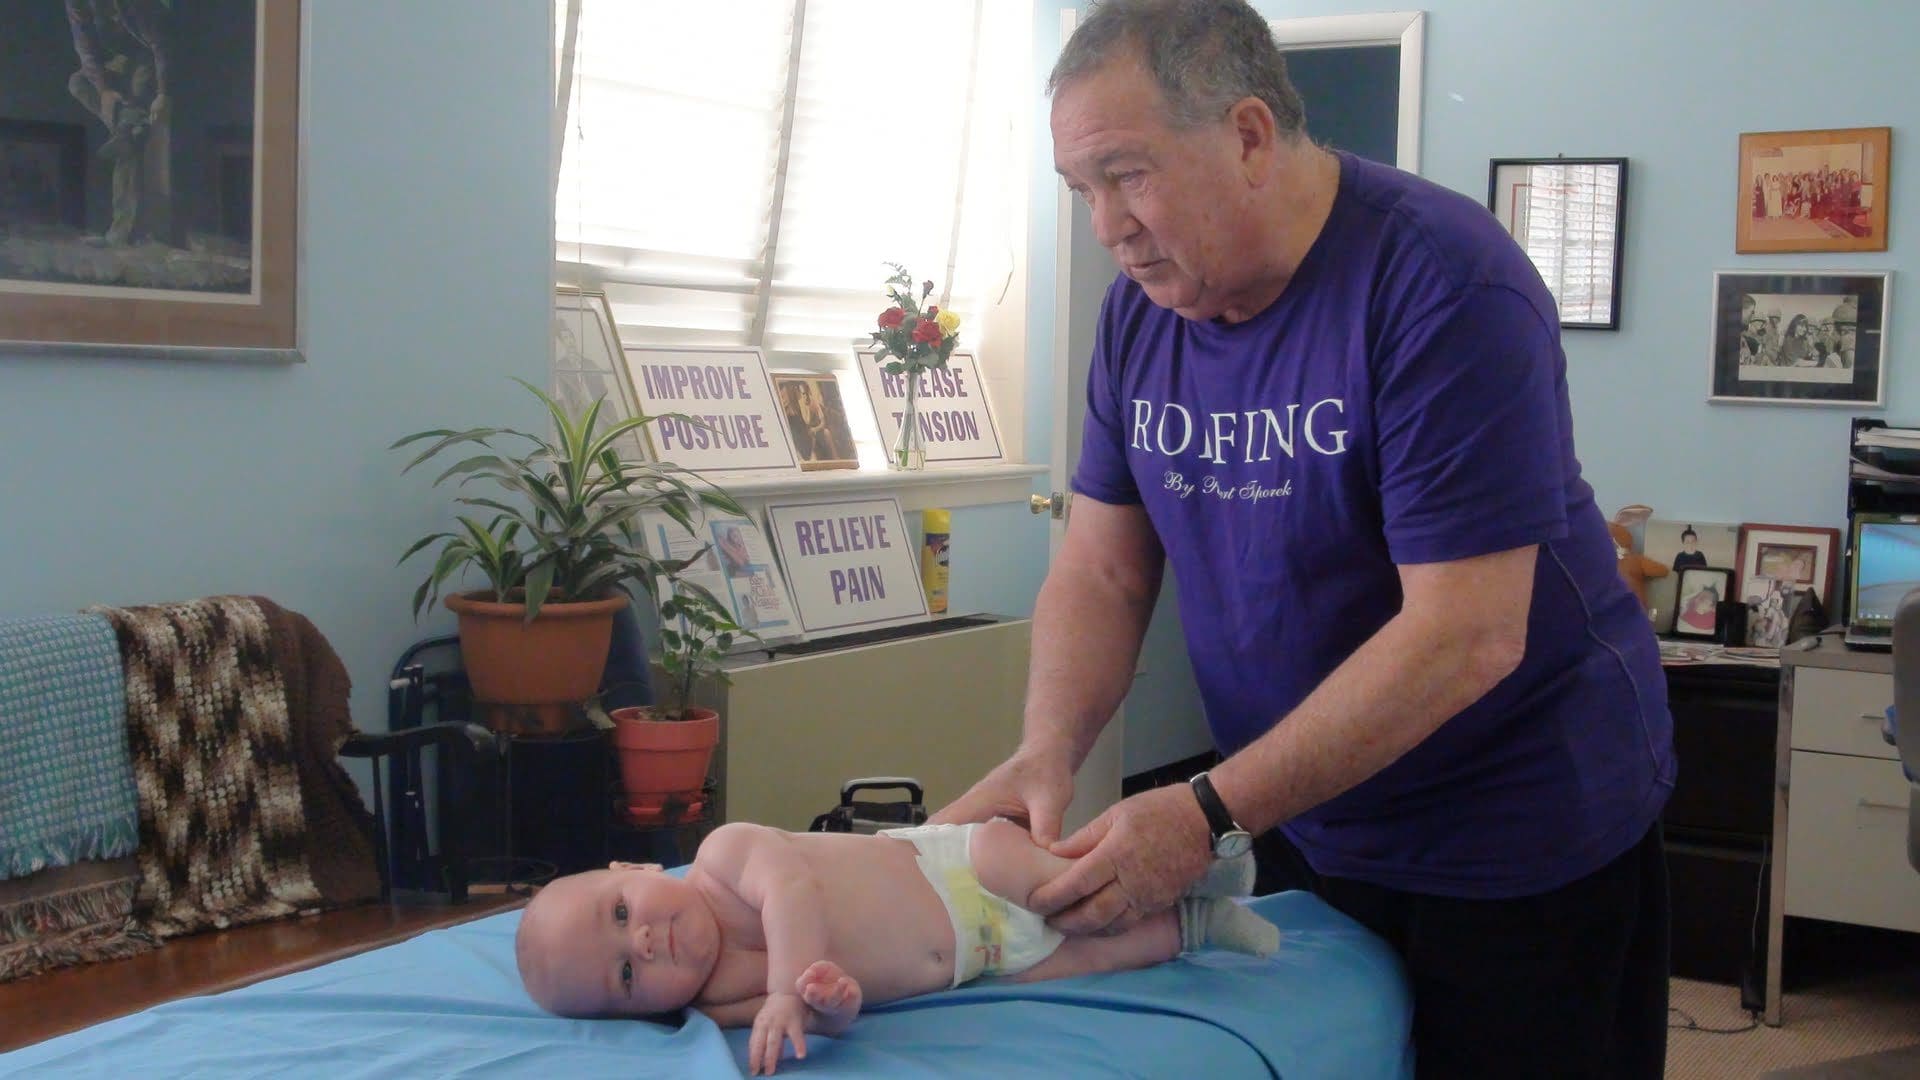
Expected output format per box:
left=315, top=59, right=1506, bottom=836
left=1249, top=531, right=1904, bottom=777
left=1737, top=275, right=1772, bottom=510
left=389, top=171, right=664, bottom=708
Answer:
left=698, top=825, right=861, bottom=1073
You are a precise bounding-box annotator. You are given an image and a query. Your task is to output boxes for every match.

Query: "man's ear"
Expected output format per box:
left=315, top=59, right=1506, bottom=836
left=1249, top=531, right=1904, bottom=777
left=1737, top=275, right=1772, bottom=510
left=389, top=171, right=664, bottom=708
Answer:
left=609, top=861, right=664, bottom=872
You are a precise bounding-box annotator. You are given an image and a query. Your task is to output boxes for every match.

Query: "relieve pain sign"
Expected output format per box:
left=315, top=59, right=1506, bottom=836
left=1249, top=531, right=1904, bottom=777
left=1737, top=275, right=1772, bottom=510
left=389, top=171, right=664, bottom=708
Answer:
left=620, top=344, right=798, bottom=472
left=766, top=497, right=928, bottom=635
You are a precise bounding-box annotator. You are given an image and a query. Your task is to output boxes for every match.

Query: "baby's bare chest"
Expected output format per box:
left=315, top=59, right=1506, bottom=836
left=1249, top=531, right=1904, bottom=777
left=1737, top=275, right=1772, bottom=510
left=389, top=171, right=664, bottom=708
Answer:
left=706, top=835, right=958, bottom=1005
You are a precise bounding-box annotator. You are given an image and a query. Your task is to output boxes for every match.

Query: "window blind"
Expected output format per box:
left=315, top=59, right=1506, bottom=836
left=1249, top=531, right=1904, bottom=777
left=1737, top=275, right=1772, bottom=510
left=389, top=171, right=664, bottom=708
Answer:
left=556, top=0, right=1022, bottom=369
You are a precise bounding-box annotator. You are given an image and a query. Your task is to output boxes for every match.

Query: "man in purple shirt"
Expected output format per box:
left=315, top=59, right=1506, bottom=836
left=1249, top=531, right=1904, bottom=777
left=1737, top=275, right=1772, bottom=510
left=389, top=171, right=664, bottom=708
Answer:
left=934, top=2, right=1673, bottom=1076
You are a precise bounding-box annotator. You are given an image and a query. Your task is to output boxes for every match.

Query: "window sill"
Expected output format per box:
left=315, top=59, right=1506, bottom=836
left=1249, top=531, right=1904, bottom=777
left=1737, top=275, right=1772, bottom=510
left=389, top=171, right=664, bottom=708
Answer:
left=700, top=462, right=1050, bottom=512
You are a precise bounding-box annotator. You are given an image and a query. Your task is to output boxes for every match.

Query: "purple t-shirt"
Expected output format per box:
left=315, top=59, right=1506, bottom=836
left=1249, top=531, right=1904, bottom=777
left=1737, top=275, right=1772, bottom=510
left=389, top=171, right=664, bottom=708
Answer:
left=1072, top=151, right=1674, bottom=899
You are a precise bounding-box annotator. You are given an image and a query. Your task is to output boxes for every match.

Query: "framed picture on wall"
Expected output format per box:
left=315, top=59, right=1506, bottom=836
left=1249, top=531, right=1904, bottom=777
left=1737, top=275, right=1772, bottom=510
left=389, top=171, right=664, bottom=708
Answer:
left=0, top=0, right=303, bottom=353
left=1671, top=566, right=1735, bottom=640
left=1487, top=157, right=1627, bottom=330
left=1735, top=522, right=1839, bottom=608
left=1708, top=270, right=1889, bottom=406
left=1736, top=127, right=1890, bottom=254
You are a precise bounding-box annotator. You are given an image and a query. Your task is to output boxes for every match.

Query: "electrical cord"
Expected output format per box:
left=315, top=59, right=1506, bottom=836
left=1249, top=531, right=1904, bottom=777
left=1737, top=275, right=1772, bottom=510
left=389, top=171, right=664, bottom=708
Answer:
left=1667, top=1006, right=1759, bottom=1035
left=1667, top=838, right=1768, bottom=1036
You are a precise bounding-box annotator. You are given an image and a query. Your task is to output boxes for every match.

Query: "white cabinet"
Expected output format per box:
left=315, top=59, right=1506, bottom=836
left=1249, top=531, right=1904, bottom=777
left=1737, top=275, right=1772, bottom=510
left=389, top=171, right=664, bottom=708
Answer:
left=1770, top=642, right=1920, bottom=1026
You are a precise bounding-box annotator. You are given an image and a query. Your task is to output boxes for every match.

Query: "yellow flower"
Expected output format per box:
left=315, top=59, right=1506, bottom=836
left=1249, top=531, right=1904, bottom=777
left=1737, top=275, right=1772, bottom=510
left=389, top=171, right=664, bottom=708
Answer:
left=936, top=309, right=961, bottom=336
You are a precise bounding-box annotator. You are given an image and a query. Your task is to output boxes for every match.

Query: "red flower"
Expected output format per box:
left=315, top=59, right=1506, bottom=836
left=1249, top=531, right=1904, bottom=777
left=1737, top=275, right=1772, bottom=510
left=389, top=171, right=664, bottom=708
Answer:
left=911, top=318, right=943, bottom=345
left=878, top=307, right=906, bottom=330
left=926, top=305, right=939, bottom=317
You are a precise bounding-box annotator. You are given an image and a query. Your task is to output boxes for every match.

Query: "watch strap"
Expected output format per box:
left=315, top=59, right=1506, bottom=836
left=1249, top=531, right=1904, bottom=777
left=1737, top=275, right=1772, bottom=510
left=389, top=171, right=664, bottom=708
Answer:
left=1188, top=771, right=1242, bottom=841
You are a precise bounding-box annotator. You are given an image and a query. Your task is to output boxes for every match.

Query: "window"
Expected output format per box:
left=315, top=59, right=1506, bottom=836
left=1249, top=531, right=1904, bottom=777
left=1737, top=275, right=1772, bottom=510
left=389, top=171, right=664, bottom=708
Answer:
left=554, top=0, right=1031, bottom=459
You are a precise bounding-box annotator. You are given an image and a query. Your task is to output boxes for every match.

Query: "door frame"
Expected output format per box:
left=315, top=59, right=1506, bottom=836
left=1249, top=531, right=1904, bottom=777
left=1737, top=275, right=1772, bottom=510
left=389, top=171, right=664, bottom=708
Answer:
left=1270, top=11, right=1427, bottom=174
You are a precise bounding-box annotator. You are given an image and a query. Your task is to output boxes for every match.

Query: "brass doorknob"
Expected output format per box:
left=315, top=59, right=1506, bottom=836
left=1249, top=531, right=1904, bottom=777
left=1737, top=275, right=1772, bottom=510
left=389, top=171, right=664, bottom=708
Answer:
left=1030, top=492, right=1065, bottom=519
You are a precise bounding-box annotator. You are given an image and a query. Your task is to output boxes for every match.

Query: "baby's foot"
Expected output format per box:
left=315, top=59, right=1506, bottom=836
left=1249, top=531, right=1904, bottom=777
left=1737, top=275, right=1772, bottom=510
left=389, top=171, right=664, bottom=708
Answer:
left=1184, top=851, right=1255, bottom=898
left=1178, top=897, right=1280, bottom=957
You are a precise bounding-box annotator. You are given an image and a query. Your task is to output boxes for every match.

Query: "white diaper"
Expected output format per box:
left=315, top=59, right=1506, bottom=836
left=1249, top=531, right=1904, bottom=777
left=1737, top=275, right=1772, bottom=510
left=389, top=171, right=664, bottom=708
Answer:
left=880, top=822, right=1064, bottom=987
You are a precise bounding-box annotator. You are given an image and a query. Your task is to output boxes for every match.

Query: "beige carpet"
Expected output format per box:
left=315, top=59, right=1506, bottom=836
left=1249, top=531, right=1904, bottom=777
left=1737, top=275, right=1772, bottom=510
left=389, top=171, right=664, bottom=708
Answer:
left=1667, top=974, right=1920, bottom=1079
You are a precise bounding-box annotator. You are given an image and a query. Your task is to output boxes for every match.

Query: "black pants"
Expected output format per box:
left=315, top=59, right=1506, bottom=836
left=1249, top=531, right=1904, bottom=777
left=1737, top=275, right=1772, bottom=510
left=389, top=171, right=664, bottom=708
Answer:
left=1255, top=825, right=1669, bottom=1079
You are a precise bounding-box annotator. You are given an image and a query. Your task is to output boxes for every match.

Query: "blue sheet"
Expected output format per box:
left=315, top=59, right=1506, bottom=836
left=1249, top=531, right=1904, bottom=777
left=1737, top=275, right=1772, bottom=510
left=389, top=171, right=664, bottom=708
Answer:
left=1, top=892, right=1411, bottom=1079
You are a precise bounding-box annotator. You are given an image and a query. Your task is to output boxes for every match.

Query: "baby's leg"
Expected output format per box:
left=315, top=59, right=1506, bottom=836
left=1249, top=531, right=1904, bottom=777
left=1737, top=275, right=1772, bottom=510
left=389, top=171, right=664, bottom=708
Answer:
left=1005, top=910, right=1180, bottom=983
left=966, top=817, right=1077, bottom=912
left=967, top=818, right=1278, bottom=959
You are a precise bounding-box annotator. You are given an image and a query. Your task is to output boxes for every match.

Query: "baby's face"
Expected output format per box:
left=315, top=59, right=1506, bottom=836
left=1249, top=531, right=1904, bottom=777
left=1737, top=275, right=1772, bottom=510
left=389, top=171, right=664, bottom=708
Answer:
left=517, top=866, right=721, bottom=1017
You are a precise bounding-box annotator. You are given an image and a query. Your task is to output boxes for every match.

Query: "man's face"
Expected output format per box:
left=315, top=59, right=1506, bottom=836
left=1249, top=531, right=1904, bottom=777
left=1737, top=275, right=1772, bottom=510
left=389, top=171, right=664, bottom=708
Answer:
left=1051, top=55, right=1256, bottom=321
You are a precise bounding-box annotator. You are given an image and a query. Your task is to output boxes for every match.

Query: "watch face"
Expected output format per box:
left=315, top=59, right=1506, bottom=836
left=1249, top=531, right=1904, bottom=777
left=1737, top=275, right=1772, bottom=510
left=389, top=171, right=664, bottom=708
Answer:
left=1215, top=830, right=1252, bottom=860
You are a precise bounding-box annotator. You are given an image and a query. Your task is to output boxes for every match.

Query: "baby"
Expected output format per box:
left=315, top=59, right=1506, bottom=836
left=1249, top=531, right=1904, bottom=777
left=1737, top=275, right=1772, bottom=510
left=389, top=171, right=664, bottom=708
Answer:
left=514, top=818, right=1278, bottom=1075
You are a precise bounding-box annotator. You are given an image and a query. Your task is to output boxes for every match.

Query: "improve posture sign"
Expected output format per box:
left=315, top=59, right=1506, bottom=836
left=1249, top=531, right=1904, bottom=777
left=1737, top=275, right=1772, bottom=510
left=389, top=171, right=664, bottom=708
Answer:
left=621, top=344, right=798, bottom=472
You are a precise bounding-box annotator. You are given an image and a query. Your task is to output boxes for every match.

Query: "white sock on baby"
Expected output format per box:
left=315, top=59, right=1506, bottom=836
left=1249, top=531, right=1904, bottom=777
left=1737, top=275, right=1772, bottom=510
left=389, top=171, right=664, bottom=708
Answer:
left=1178, top=897, right=1280, bottom=957
left=1184, top=851, right=1256, bottom=898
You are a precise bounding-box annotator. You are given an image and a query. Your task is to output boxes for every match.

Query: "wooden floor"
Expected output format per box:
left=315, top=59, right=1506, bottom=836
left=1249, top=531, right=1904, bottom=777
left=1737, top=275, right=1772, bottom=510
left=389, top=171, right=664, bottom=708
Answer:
left=0, top=892, right=524, bottom=1054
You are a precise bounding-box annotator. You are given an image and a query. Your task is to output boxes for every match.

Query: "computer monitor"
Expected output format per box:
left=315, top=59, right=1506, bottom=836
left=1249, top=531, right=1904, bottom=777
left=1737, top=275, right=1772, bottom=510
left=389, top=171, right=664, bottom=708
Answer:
left=1848, top=512, right=1920, bottom=634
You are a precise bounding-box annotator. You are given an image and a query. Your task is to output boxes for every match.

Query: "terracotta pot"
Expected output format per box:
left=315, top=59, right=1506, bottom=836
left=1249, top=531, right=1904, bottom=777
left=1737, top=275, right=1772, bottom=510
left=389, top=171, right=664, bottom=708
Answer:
left=611, top=706, right=719, bottom=824
left=446, top=591, right=626, bottom=732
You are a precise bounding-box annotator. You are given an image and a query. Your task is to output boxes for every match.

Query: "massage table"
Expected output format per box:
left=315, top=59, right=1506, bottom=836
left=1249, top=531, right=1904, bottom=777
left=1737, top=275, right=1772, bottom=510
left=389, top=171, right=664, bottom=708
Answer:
left=0, top=891, right=1412, bottom=1078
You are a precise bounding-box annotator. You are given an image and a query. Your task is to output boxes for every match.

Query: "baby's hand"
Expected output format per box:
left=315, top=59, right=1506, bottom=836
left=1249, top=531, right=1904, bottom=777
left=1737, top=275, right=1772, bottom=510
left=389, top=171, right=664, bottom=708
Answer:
left=749, top=992, right=810, bottom=1076
left=796, top=960, right=862, bottom=1029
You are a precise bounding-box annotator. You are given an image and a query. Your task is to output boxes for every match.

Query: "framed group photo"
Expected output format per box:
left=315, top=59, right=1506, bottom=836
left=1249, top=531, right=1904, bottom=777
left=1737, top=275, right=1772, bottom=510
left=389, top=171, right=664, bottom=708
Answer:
left=1708, top=270, right=1889, bottom=406
left=1487, top=157, right=1628, bottom=330
left=1737, top=127, right=1890, bottom=254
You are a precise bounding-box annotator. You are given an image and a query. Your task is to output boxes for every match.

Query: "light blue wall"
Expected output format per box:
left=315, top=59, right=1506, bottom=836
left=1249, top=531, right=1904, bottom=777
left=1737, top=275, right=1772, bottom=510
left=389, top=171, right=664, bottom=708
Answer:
left=0, top=1, right=554, bottom=732
left=1029, top=0, right=1918, bottom=536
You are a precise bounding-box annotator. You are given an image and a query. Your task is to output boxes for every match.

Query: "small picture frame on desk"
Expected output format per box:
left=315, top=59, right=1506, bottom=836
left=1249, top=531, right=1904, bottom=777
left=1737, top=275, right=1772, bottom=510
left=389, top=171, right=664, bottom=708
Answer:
left=1735, top=523, right=1840, bottom=610
left=1671, top=566, right=1736, bottom=640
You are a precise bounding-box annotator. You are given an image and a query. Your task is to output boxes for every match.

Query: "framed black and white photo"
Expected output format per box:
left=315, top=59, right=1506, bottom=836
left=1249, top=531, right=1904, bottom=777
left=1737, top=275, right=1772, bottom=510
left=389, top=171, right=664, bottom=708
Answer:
left=1671, top=566, right=1735, bottom=640
left=1488, top=157, right=1627, bottom=330
left=1709, top=270, right=1889, bottom=406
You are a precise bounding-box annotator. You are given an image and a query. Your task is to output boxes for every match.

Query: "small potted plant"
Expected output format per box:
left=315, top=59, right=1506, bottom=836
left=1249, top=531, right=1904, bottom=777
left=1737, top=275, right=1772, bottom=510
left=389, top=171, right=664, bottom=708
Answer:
left=610, top=578, right=744, bottom=824
left=394, top=379, right=744, bottom=734
left=869, top=262, right=962, bottom=470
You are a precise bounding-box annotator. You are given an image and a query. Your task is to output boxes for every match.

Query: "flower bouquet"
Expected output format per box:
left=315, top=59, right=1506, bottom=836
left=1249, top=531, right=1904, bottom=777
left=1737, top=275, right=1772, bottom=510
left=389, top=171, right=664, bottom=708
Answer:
left=869, top=263, right=961, bottom=470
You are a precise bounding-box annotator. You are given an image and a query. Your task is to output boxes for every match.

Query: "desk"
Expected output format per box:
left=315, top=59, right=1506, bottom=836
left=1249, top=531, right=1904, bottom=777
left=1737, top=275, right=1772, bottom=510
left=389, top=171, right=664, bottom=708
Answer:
left=1769, top=636, right=1920, bottom=1025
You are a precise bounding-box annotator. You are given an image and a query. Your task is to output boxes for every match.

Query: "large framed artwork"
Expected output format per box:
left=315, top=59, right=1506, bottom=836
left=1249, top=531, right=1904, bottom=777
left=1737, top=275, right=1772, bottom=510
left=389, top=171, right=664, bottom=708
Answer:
left=0, top=0, right=301, bottom=353
left=1708, top=270, right=1889, bottom=406
left=1487, top=157, right=1627, bottom=330
left=1736, top=127, right=1890, bottom=254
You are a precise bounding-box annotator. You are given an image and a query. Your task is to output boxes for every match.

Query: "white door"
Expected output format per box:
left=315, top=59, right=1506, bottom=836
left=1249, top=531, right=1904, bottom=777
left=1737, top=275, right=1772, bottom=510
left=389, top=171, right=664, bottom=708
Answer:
left=1044, top=10, right=1209, bottom=805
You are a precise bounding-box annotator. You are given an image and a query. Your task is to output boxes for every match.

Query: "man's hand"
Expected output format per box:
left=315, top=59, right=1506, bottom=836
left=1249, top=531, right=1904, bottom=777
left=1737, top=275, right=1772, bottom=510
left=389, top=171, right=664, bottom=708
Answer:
left=929, top=743, right=1077, bottom=846
left=749, top=991, right=811, bottom=1076
left=796, top=960, right=861, bottom=1034
left=1027, top=783, right=1213, bottom=936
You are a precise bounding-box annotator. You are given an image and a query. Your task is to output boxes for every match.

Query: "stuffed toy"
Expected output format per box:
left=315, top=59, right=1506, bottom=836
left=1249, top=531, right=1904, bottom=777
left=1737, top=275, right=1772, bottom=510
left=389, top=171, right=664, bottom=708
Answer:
left=1609, top=521, right=1669, bottom=612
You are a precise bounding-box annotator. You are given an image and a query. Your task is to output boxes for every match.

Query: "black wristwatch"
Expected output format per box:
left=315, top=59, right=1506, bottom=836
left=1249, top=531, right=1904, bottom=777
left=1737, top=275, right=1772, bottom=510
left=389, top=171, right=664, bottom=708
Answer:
left=1188, top=771, right=1253, bottom=859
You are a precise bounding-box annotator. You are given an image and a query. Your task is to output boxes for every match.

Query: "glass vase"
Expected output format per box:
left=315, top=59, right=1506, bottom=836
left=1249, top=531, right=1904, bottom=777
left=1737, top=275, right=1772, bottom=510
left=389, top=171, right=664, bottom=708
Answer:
left=890, top=370, right=927, bottom=471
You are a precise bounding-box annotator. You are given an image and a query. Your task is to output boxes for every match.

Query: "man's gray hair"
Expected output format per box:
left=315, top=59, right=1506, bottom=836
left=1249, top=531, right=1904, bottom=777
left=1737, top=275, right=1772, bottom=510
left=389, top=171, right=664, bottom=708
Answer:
left=1049, top=0, right=1307, bottom=136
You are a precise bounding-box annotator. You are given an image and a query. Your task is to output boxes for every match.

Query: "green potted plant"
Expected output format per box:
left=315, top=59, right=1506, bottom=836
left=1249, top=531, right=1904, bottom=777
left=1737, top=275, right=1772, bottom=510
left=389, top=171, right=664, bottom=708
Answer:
left=610, top=578, right=744, bottom=824
left=394, top=379, right=744, bottom=734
